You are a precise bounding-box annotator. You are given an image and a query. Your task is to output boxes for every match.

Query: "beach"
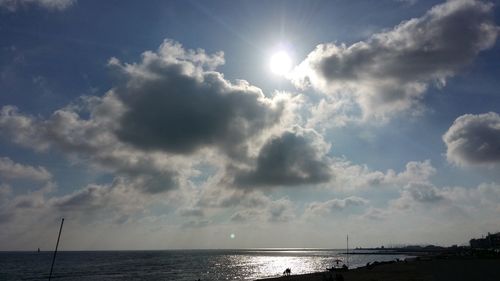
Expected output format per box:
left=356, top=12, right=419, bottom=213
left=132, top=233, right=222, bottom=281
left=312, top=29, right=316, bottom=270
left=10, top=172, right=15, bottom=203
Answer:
left=257, top=257, right=500, bottom=281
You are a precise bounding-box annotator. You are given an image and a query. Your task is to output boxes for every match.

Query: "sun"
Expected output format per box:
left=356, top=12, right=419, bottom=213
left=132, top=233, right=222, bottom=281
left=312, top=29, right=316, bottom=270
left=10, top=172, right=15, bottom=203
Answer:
left=269, top=51, right=292, bottom=76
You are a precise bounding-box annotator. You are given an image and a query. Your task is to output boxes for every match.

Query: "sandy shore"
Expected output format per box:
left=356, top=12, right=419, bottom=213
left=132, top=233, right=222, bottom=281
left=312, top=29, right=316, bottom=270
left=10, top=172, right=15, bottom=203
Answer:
left=257, top=258, right=500, bottom=281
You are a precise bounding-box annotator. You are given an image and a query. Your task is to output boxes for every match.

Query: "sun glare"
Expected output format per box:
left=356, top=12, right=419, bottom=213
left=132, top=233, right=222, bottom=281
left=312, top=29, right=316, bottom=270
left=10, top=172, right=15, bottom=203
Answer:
left=270, top=51, right=292, bottom=76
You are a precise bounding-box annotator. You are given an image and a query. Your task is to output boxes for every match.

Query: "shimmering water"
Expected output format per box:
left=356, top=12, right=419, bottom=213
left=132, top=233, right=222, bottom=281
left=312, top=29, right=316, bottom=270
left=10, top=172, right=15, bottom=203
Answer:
left=0, top=249, right=411, bottom=280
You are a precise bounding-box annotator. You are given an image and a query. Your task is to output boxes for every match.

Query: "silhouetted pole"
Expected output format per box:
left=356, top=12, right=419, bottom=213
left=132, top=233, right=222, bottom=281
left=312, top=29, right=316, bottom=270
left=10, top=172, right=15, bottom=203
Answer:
left=48, top=218, right=64, bottom=281
left=346, top=234, right=349, bottom=268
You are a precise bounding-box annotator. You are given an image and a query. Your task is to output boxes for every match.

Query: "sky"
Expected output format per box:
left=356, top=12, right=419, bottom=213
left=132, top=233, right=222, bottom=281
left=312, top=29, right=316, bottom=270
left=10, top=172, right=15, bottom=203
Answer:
left=0, top=0, right=499, bottom=251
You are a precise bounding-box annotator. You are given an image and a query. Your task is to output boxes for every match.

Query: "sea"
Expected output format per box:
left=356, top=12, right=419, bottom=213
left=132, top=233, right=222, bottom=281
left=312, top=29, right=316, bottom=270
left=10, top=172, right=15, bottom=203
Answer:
left=0, top=249, right=411, bottom=280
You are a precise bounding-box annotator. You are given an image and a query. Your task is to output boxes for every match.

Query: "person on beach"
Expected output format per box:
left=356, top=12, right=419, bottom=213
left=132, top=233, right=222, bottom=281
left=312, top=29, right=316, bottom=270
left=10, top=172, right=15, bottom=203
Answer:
left=283, top=268, right=291, bottom=276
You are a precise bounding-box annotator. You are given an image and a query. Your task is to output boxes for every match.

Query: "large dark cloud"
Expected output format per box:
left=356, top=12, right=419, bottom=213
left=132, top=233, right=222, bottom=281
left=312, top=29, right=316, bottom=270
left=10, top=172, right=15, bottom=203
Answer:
left=110, top=40, right=287, bottom=158
left=443, top=112, right=500, bottom=166
left=0, top=39, right=311, bottom=191
left=104, top=40, right=330, bottom=189
left=291, top=0, right=498, bottom=120
left=234, top=128, right=332, bottom=187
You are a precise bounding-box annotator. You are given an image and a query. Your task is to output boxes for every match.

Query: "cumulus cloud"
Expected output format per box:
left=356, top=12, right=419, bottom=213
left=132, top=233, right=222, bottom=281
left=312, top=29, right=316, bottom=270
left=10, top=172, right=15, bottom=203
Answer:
left=0, top=177, right=54, bottom=234
left=391, top=181, right=445, bottom=210
left=0, top=106, right=51, bottom=152
left=404, top=182, right=444, bottom=203
left=442, top=182, right=500, bottom=212
left=362, top=207, right=390, bottom=221
left=331, top=159, right=435, bottom=190
left=230, top=197, right=295, bottom=223
left=443, top=112, right=500, bottom=167
left=110, top=39, right=290, bottom=159
left=194, top=181, right=296, bottom=223
left=181, top=219, right=211, bottom=228
left=0, top=181, right=54, bottom=225
left=178, top=207, right=204, bottom=217
left=197, top=182, right=270, bottom=209
left=0, top=157, right=52, bottom=182
left=305, top=196, right=368, bottom=217
left=0, top=39, right=310, bottom=191
left=230, top=209, right=260, bottom=223
left=0, top=0, right=75, bottom=11
left=383, top=180, right=500, bottom=231
left=233, top=128, right=332, bottom=188
left=0, top=102, right=181, bottom=193
left=0, top=184, right=11, bottom=203
left=267, top=198, right=295, bottom=222
left=291, top=0, right=498, bottom=121
left=51, top=180, right=142, bottom=213
left=0, top=178, right=165, bottom=239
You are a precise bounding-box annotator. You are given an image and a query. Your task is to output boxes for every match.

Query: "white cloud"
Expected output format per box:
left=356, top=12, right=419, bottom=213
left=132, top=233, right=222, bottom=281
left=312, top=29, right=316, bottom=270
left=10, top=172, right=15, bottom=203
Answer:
left=391, top=181, right=445, bottom=210
left=230, top=197, right=296, bottom=223
left=48, top=178, right=154, bottom=224
left=267, top=198, right=296, bottom=222
left=305, top=196, right=368, bottom=217
left=0, top=106, right=51, bottom=152
left=362, top=207, right=391, bottom=221
left=0, top=184, right=11, bottom=203
left=0, top=101, right=183, bottom=193
left=0, top=156, right=52, bottom=182
left=443, top=112, right=500, bottom=167
left=388, top=181, right=500, bottom=219
left=440, top=182, right=500, bottom=213
left=0, top=177, right=159, bottom=228
left=0, top=181, right=54, bottom=226
left=331, top=159, right=435, bottom=190
left=177, top=207, right=205, bottom=217
left=291, top=0, right=498, bottom=122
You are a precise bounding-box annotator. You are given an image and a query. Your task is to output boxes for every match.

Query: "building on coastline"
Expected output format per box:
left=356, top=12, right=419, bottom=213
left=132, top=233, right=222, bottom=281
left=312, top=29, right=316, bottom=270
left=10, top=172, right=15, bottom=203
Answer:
left=470, top=232, right=500, bottom=249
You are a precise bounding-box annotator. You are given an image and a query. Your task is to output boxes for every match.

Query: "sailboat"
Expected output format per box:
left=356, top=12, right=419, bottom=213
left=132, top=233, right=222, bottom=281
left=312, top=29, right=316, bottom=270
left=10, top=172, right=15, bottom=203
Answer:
left=326, top=235, right=350, bottom=272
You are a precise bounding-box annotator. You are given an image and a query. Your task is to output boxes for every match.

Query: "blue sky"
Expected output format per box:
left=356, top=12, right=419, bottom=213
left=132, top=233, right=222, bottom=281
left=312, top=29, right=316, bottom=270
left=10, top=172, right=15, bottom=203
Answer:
left=0, top=0, right=499, bottom=250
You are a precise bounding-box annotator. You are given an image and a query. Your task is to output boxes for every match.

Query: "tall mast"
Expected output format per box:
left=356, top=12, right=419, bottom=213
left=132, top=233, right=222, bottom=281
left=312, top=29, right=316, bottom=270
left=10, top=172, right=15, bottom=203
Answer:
left=48, top=218, right=64, bottom=281
left=346, top=234, right=349, bottom=268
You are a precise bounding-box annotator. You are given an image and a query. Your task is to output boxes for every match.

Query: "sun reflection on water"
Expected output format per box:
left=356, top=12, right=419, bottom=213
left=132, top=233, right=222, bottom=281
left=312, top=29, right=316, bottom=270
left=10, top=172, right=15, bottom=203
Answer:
left=250, top=255, right=319, bottom=277
left=195, top=250, right=410, bottom=281
left=221, top=253, right=346, bottom=280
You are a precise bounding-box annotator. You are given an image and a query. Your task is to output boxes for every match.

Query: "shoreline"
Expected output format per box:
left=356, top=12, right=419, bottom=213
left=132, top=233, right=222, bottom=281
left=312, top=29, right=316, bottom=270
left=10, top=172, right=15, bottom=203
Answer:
left=256, top=255, right=500, bottom=281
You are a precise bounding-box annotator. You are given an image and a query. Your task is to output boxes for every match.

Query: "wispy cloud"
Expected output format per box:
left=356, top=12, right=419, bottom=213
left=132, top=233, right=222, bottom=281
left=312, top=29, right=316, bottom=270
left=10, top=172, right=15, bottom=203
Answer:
left=0, top=156, right=52, bottom=182
left=305, top=196, right=368, bottom=218
left=0, top=0, right=75, bottom=11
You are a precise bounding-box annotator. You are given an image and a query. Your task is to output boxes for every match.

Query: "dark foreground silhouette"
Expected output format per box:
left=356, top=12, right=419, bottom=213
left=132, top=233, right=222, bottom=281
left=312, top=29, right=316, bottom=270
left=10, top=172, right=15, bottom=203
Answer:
left=258, top=257, right=500, bottom=281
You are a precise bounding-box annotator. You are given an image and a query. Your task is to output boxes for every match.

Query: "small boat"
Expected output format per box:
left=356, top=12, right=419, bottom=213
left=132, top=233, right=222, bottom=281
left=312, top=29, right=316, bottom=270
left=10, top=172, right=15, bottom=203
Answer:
left=327, top=235, right=350, bottom=272
left=326, top=259, right=349, bottom=272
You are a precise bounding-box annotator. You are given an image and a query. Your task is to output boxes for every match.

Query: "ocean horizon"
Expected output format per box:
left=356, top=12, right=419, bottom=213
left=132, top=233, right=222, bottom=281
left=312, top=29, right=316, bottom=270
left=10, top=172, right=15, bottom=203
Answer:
left=0, top=249, right=412, bottom=280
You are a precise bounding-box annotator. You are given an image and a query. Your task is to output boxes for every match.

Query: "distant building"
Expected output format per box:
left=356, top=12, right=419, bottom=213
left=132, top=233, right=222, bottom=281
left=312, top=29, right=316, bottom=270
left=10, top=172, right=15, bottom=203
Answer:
left=470, top=232, right=500, bottom=249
